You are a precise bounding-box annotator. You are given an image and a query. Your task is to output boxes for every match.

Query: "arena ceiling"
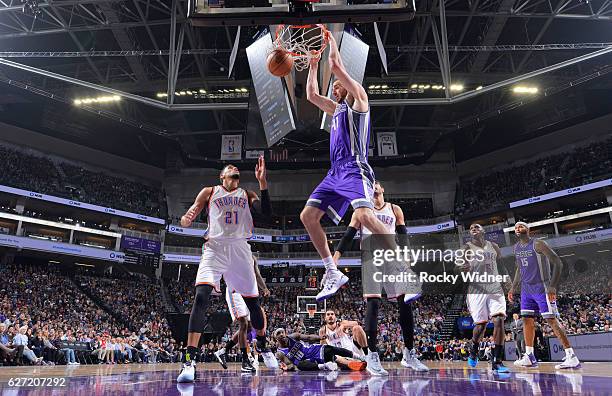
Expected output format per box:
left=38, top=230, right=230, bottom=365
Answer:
left=0, top=0, right=611, bottom=168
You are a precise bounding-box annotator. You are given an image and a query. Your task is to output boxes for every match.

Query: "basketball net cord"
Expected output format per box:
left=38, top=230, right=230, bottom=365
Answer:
left=274, top=24, right=329, bottom=72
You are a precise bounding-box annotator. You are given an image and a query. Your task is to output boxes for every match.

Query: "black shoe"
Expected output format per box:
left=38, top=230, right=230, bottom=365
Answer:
left=214, top=350, right=228, bottom=370
left=491, top=361, right=510, bottom=373
left=241, top=357, right=256, bottom=373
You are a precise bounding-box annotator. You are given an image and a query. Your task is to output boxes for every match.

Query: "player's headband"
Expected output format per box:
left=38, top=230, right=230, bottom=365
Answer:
left=515, top=221, right=530, bottom=229
left=273, top=328, right=284, bottom=338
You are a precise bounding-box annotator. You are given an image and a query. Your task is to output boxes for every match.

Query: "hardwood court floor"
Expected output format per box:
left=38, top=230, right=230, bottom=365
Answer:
left=0, top=361, right=609, bottom=395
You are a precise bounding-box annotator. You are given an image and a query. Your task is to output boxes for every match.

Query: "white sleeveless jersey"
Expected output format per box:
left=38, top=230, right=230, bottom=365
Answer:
left=361, top=202, right=396, bottom=235
left=325, top=324, right=353, bottom=349
left=465, top=240, right=503, bottom=294
left=206, top=186, right=253, bottom=240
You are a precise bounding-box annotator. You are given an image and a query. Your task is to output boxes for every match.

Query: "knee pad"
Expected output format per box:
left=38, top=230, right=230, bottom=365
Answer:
left=243, top=297, right=264, bottom=330
left=187, top=284, right=213, bottom=333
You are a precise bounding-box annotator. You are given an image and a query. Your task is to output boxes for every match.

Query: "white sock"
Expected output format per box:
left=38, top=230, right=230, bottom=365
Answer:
left=318, top=363, right=326, bottom=370
left=323, top=256, right=336, bottom=271
left=565, top=347, right=574, bottom=356
left=526, top=346, right=534, bottom=355
left=217, top=348, right=225, bottom=354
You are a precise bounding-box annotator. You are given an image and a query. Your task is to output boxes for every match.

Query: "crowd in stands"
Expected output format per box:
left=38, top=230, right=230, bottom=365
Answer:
left=0, top=263, right=180, bottom=367
left=0, top=144, right=165, bottom=218
left=2, top=258, right=609, bottom=367
left=456, top=136, right=612, bottom=215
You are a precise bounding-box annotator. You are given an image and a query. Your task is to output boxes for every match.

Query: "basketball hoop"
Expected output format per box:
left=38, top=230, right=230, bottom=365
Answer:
left=306, top=303, right=317, bottom=319
left=274, top=24, right=329, bottom=72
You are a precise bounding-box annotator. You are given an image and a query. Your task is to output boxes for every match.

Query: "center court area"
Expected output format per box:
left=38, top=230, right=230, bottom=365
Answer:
left=0, top=362, right=610, bottom=395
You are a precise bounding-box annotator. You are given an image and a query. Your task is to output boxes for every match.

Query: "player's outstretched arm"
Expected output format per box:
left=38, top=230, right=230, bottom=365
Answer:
left=535, top=240, right=563, bottom=296
left=306, top=53, right=337, bottom=115
left=181, top=186, right=213, bottom=227
left=248, top=156, right=272, bottom=217
left=292, top=333, right=324, bottom=343
left=327, top=33, right=368, bottom=112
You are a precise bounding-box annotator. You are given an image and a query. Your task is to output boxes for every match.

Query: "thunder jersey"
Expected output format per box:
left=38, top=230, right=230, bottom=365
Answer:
left=465, top=240, right=503, bottom=294
left=206, top=186, right=253, bottom=240
left=325, top=324, right=353, bottom=350
left=330, top=100, right=371, bottom=165
left=278, top=337, right=324, bottom=365
left=361, top=202, right=396, bottom=235
left=514, top=238, right=551, bottom=293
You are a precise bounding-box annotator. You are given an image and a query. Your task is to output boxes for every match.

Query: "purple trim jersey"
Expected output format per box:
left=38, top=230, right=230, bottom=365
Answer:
left=330, top=101, right=371, bottom=165
left=278, top=337, right=324, bottom=365
left=305, top=100, right=375, bottom=223
left=514, top=238, right=551, bottom=294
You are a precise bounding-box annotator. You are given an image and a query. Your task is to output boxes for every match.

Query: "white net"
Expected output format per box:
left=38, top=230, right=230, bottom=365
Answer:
left=274, top=24, right=329, bottom=72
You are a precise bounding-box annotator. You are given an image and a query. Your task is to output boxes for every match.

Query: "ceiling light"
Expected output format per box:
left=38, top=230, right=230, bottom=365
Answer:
left=476, top=86, right=483, bottom=90
left=512, top=85, right=539, bottom=94
left=450, top=84, right=464, bottom=92
left=410, top=84, right=418, bottom=89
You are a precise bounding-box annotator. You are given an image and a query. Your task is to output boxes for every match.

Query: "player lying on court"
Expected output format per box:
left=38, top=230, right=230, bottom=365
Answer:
left=333, top=181, right=428, bottom=375
left=301, top=29, right=399, bottom=303
left=458, top=223, right=510, bottom=373
left=273, top=328, right=365, bottom=372
left=319, top=309, right=368, bottom=371
left=509, top=222, right=580, bottom=369
left=214, top=256, right=274, bottom=373
left=177, top=156, right=275, bottom=383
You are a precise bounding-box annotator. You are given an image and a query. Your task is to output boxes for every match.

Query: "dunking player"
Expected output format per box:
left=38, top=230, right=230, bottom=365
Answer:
left=319, top=309, right=367, bottom=371
left=177, top=157, right=274, bottom=382
left=509, top=222, right=580, bottom=369
left=273, top=328, right=362, bottom=372
left=301, top=31, right=397, bottom=302
left=333, top=181, right=428, bottom=374
left=214, top=256, right=273, bottom=373
left=459, top=223, right=509, bottom=373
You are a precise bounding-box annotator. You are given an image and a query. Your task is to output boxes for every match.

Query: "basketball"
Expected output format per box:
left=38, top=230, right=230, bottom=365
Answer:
left=267, top=48, right=294, bottom=77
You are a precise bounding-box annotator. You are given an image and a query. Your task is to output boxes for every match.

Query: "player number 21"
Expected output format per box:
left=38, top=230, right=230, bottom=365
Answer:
left=225, top=211, right=238, bottom=224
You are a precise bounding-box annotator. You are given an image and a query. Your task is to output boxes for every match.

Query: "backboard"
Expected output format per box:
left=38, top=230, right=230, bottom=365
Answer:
left=188, top=0, right=416, bottom=27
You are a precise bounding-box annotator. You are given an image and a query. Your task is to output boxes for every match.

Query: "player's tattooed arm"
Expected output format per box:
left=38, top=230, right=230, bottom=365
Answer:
left=326, top=32, right=368, bottom=112
left=535, top=239, right=562, bottom=296
left=181, top=186, right=213, bottom=227
left=276, top=351, right=295, bottom=371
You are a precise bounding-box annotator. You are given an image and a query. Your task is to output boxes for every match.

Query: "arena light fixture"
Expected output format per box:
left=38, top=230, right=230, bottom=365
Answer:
left=476, top=86, right=483, bottom=90
left=73, top=95, right=121, bottom=106
left=450, top=84, right=464, bottom=92
left=410, top=84, right=418, bottom=89
left=513, top=85, right=539, bottom=94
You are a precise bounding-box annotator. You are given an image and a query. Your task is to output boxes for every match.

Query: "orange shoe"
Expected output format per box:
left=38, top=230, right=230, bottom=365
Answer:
left=347, top=360, right=367, bottom=371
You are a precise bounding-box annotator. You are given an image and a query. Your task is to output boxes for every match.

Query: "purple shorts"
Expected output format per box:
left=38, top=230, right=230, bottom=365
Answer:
left=520, top=293, right=559, bottom=319
left=306, top=158, right=374, bottom=224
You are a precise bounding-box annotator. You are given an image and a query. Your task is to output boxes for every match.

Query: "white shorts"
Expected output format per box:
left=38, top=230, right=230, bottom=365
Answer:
left=466, top=293, right=507, bottom=324
left=226, top=287, right=250, bottom=322
left=341, top=338, right=364, bottom=358
left=195, top=238, right=258, bottom=297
